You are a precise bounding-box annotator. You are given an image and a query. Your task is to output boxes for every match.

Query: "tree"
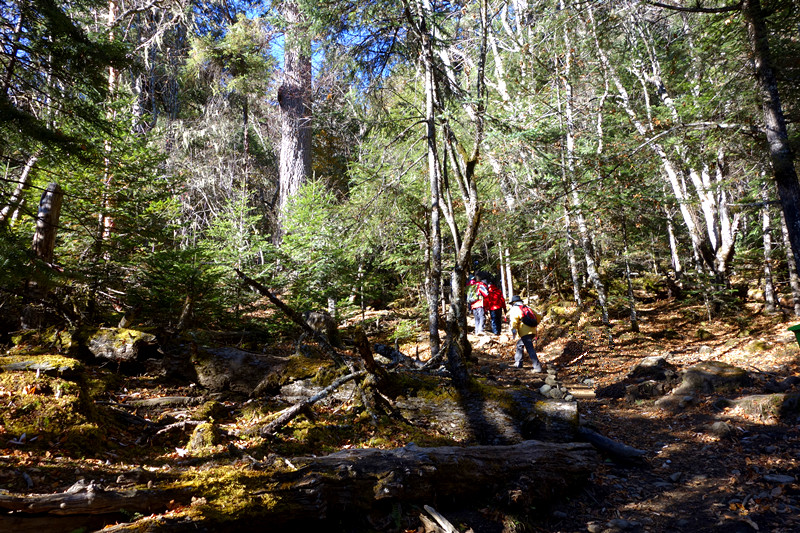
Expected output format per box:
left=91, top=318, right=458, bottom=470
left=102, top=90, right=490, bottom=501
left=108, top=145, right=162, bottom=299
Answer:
left=276, top=0, right=312, bottom=241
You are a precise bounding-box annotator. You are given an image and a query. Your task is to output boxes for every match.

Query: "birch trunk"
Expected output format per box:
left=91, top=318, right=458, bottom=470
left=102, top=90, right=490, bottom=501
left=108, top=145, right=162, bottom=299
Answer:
left=562, top=6, right=608, bottom=324
left=763, top=187, right=776, bottom=313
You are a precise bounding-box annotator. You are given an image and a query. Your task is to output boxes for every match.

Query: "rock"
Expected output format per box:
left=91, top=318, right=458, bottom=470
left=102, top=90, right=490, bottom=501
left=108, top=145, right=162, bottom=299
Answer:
left=549, top=388, right=566, bottom=400
left=625, top=380, right=667, bottom=401
left=732, top=393, right=800, bottom=422
left=707, top=421, right=733, bottom=438
left=587, top=522, right=603, bottom=533
left=86, top=327, right=158, bottom=363
left=302, top=310, right=340, bottom=347
left=671, top=360, right=750, bottom=396
left=192, top=346, right=288, bottom=396
left=0, top=354, right=83, bottom=380
left=186, top=422, right=223, bottom=451
left=540, top=384, right=552, bottom=395
left=627, top=356, right=677, bottom=382
left=763, top=474, right=795, bottom=484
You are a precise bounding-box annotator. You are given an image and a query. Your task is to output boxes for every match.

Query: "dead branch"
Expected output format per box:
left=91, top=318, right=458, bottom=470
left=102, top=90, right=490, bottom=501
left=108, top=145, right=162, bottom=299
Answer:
left=235, top=269, right=345, bottom=366
left=578, top=426, right=648, bottom=463
left=239, top=370, right=367, bottom=437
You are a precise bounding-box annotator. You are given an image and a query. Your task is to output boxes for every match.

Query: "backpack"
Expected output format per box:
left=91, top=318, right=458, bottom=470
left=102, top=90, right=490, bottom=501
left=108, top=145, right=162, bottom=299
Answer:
left=520, top=305, right=538, bottom=327
left=466, top=285, right=479, bottom=305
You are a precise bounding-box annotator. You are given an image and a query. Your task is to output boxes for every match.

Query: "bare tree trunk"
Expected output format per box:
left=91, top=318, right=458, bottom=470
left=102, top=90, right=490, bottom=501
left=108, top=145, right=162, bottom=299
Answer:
left=276, top=0, right=312, bottom=241
left=0, top=153, right=38, bottom=226
left=763, top=186, right=776, bottom=313
left=622, top=215, right=639, bottom=332
left=561, top=7, right=608, bottom=324
left=498, top=242, right=507, bottom=298
left=23, top=182, right=64, bottom=329
left=743, top=0, right=800, bottom=271
left=31, top=183, right=63, bottom=263
left=781, top=211, right=800, bottom=316
left=665, top=206, right=682, bottom=277
left=504, top=246, right=514, bottom=299
left=564, top=206, right=582, bottom=306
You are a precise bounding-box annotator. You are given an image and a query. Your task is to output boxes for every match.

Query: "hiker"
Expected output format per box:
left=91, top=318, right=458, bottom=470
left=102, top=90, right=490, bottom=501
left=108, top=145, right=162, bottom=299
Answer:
left=508, top=295, right=543, bottom=373
left=467, top=275, right=488, bottom=335
left=481, top=275, right=506, bottom=334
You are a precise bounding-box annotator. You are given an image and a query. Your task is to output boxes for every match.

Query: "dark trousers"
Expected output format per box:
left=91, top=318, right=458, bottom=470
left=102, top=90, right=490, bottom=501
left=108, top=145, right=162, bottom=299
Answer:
left=489, top=309, right=503, bottom=334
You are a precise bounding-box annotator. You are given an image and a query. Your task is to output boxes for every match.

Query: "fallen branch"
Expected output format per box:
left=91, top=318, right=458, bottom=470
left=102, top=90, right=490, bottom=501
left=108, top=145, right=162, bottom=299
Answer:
left=235, top=269, right=345, bottom=366
left=241, top=370, right=367, bottom=437
left=578, top=426, right=647, bottom=463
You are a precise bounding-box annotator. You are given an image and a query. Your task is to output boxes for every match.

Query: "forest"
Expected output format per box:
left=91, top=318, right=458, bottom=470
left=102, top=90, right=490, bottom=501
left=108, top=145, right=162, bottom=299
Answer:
left=1, top=0, right=799, bottom=532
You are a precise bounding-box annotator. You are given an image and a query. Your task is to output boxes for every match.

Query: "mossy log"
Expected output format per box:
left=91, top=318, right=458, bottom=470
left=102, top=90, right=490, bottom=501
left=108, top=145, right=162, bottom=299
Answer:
left=0, top=483, right=188, bottom=516
left=0, top=441, right=598, bottom=530
left=261, top=440, right=599, bottom=523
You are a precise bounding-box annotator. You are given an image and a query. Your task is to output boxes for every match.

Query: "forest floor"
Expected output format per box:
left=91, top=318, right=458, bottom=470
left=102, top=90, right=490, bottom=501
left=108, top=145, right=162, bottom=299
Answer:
left=458, top=296, right=800, bottom=533
left=2, top=295, right=800, bottom=532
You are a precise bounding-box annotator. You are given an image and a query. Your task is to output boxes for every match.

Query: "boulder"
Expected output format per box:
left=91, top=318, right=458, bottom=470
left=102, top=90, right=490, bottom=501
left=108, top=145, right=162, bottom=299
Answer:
left=731, top=393, right=800, bottom=423
left=671, top=360, right=750, bottom=396
left=191, top=346, right=287, bottom=396
left=86, top=328, right=158, bottom=363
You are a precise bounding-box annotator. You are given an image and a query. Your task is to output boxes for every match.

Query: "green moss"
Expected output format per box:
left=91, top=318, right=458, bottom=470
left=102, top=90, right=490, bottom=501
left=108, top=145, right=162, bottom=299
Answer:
left=186, top=422, right=224, bottom=452
left=9, top=328, right=75, bottom=355
left=0, top=354, right=83, bottom=377
left=746, top=339, right=771, bottom=353
left=0, top=371, right=103, bottom=454
left=176, top=468, right=284, bottom=522
left=696, top=328, right=713, bottom=340
left=193, top=400, right=228, bottom=421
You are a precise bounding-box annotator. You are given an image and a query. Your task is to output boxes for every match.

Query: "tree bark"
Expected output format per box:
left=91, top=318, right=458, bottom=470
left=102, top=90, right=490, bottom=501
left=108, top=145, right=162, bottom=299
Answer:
left=276, top=0, right=312, bottom=241
left=763, top=186, right=776, bottom=313
left=742, top=0, right=800, bottom=271
left=0, top=152, right=38, bottom=226
left=31, top=182, right=63, bottom=263
left=780, top=211, right=800, bottom=316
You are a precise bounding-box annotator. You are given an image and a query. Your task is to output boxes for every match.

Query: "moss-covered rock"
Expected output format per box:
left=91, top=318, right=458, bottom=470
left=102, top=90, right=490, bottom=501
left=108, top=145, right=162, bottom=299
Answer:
left=186, top=422, right=223, bottom=452
left=86, top=327, right=158, bottom=362
left=9, top=328, right=76, bottom=356
left=0, top=354, right=83, bottom=380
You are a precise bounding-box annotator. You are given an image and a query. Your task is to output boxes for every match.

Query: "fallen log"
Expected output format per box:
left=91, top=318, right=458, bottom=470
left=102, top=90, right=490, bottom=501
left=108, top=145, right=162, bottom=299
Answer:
left=0, top=440, right=599, bottom=530
left=261, top=439, right=599, bottom=520
left=0, top=480, right=187, bottom=516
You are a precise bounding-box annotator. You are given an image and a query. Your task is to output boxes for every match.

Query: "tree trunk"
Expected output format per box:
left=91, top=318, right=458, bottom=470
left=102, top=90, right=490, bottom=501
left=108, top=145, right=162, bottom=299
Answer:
left=781, top=211, right=800, bottom=316
left=0, top=152, right=38, bottom=226
left=561, top=9, right=608, bottom=324
left=276, top=0, right=312, bottom=241
left=564, top=206, right=583, bottom=305
left=31, top=183, right=63, bottom=263
left=763, top=186, right=776, bottom=313
left=742, top=0, right=800, bottom=271
left=622, top=216, right=639, bottom=331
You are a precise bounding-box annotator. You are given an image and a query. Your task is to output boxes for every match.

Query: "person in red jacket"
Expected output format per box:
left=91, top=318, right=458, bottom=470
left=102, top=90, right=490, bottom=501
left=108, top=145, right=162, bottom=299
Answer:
left=467, top=275, right=489, bottom=334
left=479, top=273, right=506, bottom=334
